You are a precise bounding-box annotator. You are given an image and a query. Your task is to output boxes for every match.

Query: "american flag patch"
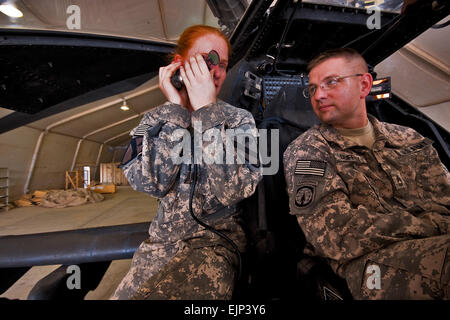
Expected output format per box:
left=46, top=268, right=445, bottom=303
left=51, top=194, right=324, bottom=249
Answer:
left=295, top=160, right=326, bottom=176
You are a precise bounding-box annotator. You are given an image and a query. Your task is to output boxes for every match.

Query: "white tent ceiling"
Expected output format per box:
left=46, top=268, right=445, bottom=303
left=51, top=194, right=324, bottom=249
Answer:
left=0, top=0, right=219, bottom=41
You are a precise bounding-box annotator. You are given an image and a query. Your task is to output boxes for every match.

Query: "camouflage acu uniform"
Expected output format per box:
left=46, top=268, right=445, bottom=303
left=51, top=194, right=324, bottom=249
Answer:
left=284, top=115, right=450, bottom=299
left=111, top=101, right=261, bottom=300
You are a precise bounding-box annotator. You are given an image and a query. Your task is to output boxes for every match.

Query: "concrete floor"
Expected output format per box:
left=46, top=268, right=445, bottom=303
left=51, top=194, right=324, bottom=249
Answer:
left=0, top=186, right=158, bottom=300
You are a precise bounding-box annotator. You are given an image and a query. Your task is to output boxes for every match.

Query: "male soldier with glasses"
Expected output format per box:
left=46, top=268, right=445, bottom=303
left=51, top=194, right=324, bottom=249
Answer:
left=284, top=48, right=449, bottom=299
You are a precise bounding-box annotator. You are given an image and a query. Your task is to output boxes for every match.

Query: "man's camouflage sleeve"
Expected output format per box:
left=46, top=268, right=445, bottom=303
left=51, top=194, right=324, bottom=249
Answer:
left=192, top=102, right=262, bottom=207
left=415, top=142, right=450, bottom=232
left=121, top=103, right=190, bottom=198
left=283, top=132, right=448, bottom=266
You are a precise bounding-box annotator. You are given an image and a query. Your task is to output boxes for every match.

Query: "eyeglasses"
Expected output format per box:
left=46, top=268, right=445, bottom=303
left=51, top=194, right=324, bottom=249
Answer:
left=303, top=73, right=363, bottom=98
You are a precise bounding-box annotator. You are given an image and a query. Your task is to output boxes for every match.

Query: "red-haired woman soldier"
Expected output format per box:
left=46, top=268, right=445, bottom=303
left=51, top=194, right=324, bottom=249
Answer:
left=111, top=25, right=261, bottom=299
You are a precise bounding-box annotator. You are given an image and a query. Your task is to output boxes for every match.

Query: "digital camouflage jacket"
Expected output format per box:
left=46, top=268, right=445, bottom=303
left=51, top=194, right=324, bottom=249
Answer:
left=122, top=101, right=262, bottom=247
left=284, top=115, right=450, bottom=277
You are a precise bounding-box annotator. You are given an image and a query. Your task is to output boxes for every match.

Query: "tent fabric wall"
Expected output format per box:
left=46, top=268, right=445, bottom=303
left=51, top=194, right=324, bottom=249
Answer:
left=28, top=132, right=79, bottom=192
left=0, top=127, right=118, bottom=201
left=75, top=140, right=104, bottom=168
left=0, top=126, right=41, bottom=201
left=93, top=146, right=116, bottom=182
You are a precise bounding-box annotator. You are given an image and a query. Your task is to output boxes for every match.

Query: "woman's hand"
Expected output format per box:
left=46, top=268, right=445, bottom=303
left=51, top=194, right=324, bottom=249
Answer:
left=158, top=61, right=188, bottom=107
left=180, top=54, right=217, bottom=111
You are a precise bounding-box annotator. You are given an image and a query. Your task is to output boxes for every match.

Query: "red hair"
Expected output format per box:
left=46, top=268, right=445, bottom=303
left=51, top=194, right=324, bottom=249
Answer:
left=170, top=25, right=231, bottom=61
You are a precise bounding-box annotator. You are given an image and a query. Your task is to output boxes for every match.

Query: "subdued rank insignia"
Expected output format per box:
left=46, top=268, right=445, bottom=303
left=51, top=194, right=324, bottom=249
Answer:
left=295, top=186, right=314, bottom=208
left=398, top=141, right=428, bottom=155
left=295, top=160, right=326, bottom=176
left=133, top=124, right=151, bottom=137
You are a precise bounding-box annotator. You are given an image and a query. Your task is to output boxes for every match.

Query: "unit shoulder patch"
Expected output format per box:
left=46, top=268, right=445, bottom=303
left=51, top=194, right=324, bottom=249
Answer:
left=295, top=186, right=315, bottom=208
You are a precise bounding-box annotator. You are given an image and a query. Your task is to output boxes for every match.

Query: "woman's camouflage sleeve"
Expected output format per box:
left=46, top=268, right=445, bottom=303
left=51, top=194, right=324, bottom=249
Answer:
left=192, top=102, right=262, bottom=207
left=122, top=103, right=190, bottom=198
left=283, top=133, right=446, bottom=265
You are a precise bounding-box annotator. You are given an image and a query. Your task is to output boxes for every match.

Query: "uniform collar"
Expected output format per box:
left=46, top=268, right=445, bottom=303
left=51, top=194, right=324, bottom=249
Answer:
left=318, top=114, right=406, bottom=151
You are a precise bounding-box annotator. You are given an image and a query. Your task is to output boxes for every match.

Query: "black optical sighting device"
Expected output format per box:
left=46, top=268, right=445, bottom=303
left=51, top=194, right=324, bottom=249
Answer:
left=170, top=50, right=220, bottom=90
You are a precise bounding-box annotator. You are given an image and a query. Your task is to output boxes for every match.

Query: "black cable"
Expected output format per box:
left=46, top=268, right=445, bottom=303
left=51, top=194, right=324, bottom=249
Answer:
left=431, top=20, right=450, bottom=29
left=361, top=13, right=405, bottom=56
left=343, top=13, right=403, bottom=50
left=189, top=163, right=243, bottom=282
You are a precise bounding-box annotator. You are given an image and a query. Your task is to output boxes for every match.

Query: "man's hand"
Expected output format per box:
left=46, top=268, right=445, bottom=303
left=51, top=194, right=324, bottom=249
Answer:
left=159, top=61, right=188, bottom=107
left=180, top=54, right=217, bottom=111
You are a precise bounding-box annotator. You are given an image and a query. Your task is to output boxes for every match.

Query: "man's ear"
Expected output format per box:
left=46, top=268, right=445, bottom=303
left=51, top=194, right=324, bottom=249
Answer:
left=360, top=73, right=373, bottom=99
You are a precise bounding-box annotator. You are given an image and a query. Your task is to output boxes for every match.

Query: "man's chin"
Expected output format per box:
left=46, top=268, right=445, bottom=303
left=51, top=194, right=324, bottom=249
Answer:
left=318, top=113, right=336, bottom=125
left=316, top=109, right=334, bottom=122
